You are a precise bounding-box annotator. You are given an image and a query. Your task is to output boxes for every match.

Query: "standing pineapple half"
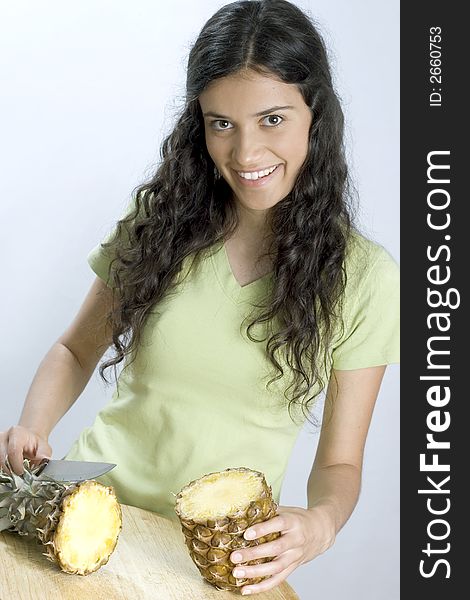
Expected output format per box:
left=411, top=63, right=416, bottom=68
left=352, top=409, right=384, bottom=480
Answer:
left=0, top=457, right=122, bottom=575
left=174, top=467, right=281, bottom=592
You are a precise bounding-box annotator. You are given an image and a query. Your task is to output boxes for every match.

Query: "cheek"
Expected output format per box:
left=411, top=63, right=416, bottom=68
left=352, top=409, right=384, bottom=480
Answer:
left=292, top=127, right=310, bottom=165
left=276, top=126, right=309, bottom=159
left=204, top=134, right=226, bottom=165
left=280, top=139, right=309, bottom=169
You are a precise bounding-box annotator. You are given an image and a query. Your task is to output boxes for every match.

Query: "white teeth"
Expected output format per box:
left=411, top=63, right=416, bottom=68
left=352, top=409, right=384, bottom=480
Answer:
left=237, top=165, right=278, bottom=180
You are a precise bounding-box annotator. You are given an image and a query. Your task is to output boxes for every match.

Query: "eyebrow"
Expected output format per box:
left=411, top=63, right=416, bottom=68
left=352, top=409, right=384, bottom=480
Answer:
left=202, top=105, right=295, bottom=119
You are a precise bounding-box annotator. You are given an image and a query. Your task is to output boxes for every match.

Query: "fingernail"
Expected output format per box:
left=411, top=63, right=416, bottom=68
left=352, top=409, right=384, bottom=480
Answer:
left=232, top=552, right=243, bottom=563
left=234, top=568, right=245, bottom=578
left=242, top=589, right=252, bottom=596
left=244, top=529, right=256, bottom=540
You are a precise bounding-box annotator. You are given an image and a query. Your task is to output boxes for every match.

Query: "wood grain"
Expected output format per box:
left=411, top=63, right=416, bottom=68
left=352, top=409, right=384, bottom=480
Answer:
left=0, top=503, right=299, bottom=599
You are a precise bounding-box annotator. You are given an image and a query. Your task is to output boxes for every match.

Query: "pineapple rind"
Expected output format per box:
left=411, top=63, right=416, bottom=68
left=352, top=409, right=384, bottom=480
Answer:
left=0, top=457, right=122, bottom=576
left=175, top=467, right=281, bottom=592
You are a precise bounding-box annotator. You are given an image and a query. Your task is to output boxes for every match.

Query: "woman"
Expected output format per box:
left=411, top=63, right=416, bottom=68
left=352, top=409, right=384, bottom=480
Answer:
left=0, top=0, right=399, bottom=595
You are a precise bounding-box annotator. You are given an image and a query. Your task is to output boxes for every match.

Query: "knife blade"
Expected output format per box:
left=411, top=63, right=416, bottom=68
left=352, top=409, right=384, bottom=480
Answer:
left=36, top=459, right=116, bottom=482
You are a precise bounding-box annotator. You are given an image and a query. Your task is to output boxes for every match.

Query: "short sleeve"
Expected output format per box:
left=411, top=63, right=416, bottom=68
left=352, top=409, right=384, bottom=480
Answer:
left=87, top=197, right=137, bottom=286
left=87, top=235, right=118, bottom=286
left=331, top=243, right=400, bottom=370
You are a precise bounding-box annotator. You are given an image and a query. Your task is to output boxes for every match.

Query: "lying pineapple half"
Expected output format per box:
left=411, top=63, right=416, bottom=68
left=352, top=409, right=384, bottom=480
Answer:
left=174, top=466, right=280, bottom=592
left=0, top=457, right=122, bottom=575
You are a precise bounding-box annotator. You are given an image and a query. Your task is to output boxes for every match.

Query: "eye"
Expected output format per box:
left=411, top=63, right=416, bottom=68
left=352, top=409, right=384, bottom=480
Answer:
left=262, top=114, right=284, bottom=127
left=210, top=119, right=233, bottom=131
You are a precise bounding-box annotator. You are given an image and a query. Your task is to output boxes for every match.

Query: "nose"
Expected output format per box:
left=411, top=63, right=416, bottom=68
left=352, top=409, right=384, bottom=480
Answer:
left=231, top=127, right=265, bottom=169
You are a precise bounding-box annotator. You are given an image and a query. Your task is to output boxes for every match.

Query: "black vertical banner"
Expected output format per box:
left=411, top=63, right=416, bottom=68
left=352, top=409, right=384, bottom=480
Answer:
left=401, top=3, right=467, bottom=597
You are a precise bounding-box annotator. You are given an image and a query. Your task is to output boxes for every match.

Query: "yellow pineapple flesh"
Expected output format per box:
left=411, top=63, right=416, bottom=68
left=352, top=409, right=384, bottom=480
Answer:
left=174, top=467, right=280, bottom=592
left=49, top=480, right=122, bottom=575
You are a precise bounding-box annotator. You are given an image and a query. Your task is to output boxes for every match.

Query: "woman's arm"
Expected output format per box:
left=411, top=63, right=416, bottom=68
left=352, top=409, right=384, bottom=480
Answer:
left=307, top=365, right=387, bottom=535
left=229, top=365, right=388, bottom=595
left=0, top=277, right=116, bottom=475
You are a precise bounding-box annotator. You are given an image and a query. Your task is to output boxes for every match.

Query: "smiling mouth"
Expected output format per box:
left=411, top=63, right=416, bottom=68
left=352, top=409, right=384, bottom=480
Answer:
left=235, top=164, right=281, bottom=181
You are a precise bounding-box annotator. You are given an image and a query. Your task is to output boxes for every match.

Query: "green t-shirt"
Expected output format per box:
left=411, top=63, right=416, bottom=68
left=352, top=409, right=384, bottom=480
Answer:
left=64, top=224, right=399, bottom=522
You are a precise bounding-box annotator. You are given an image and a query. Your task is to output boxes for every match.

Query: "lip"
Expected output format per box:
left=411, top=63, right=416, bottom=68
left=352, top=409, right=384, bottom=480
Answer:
left=232, top=164, right=282, bottom=188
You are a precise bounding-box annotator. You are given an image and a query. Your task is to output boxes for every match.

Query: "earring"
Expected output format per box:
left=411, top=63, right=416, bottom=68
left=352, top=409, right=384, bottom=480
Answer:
left=214, top=166, right=221, bottom=180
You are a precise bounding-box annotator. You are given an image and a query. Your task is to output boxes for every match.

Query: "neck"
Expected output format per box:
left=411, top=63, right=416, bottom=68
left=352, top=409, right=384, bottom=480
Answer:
left=232, top=202, right=272, bottom=245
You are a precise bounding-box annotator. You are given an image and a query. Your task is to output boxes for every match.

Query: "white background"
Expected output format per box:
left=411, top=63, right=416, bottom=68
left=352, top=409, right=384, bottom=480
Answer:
left=0, top=1, right=399, bottom=598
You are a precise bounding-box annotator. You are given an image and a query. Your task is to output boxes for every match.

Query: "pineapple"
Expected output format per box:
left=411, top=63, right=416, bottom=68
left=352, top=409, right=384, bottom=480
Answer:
left=0, top=456, right=122, bottom=575
left=174, top=467, right=280, bottom=592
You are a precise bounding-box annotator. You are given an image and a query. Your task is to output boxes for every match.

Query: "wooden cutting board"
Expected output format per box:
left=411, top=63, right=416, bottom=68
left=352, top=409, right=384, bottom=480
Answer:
left=0, top=503, right=299, bottom=599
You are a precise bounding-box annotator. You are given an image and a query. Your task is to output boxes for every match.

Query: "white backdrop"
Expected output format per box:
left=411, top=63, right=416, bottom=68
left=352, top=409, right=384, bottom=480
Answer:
left=0, top=1, right=399, bottom=599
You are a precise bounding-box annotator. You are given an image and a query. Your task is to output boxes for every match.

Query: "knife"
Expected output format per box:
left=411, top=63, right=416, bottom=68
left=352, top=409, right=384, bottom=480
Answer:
left=35, top=459, right=116, bottom=482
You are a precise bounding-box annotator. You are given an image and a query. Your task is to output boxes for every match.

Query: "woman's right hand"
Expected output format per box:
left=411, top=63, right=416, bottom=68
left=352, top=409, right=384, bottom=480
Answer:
left=0, top=425, right=52, bottom=476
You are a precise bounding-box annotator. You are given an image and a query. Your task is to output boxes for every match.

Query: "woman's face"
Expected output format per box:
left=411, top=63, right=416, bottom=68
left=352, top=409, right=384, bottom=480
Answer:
left=199, top=69, right=312, bottom=216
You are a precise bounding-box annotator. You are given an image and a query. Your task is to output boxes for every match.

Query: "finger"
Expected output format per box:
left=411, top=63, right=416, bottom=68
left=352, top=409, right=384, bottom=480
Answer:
left=35, top=438, right=52, bottom=461
left=276, top=505, right=298, bottom=513
left=7, top=429, right=28, bottom=475
left=240, top=561, right=298, bottom=596
left=231, top=533, right=293, bottom=565
left=29, top=445, right=50, bottom=466
left=232, top=550, right=299, bottom=581
left=23, top=437, right=39, bottom=460
left=243, top=513, right=289, bottom=542
left=0, top=433, right=10, bottom=474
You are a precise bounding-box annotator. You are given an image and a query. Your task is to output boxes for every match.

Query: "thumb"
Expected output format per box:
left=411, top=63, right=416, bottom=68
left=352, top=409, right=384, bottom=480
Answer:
left=36, top=439, right=52, bottom=458
left=32, top=443, right=52, bottom=463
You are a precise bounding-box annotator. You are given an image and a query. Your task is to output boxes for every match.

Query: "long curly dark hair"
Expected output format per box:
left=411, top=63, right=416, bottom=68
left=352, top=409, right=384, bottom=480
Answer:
left=97, top=0, right=357, bottom=426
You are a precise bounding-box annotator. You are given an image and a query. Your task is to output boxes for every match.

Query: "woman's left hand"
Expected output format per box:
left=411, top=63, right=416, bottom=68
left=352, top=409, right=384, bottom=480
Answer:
left=230, top=504, right=336, bottom=596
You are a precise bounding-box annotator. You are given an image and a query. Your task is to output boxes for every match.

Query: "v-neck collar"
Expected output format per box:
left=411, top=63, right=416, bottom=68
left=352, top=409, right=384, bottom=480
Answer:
left=210, top=240, right=272, bottom=304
